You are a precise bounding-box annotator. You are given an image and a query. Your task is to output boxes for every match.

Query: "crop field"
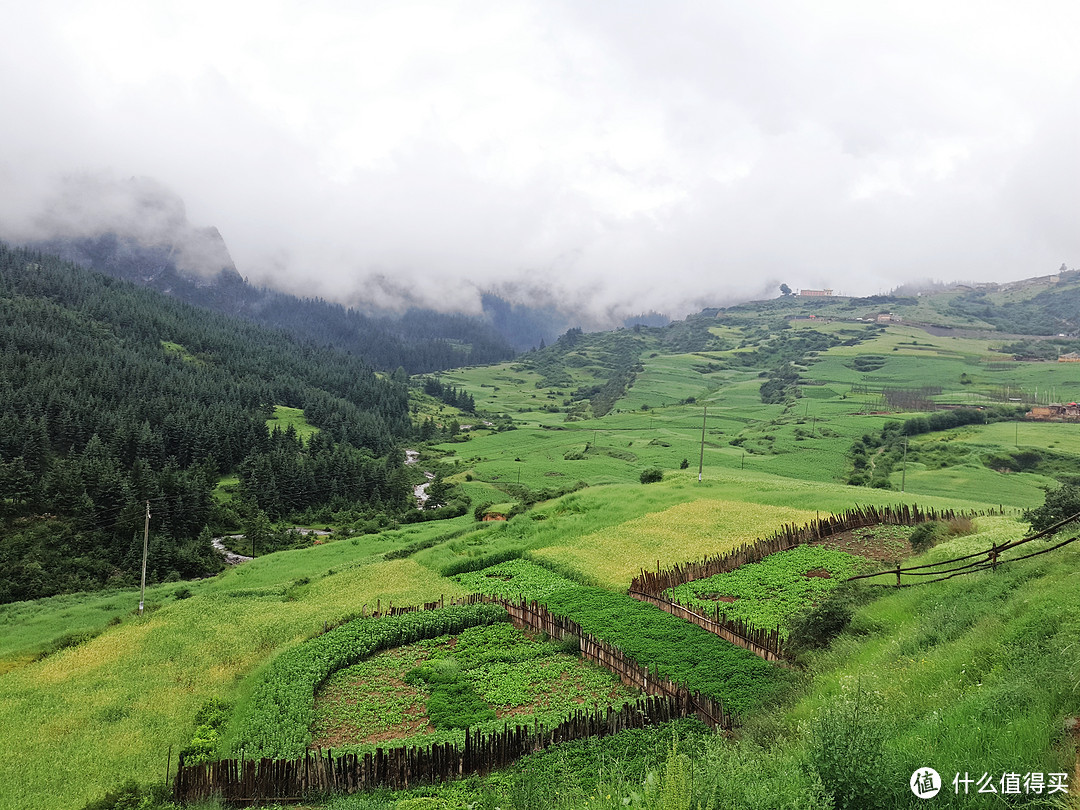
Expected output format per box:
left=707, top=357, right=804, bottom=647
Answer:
left=530, top=498, right=820, bottom=589
left=895, top=461, right=1051, bottom=507
left=945, top=420, right=1080, bottom=456
left=542, top=588, right=787, bottom=717
left=310, top=623, right=637, bottom=753
left=0, top=554, right=470, bottom=810
left=434, top=319, right=1080, bottom=513
left=784, top=522, right=1080, bottom=808
left=416, top=470, right=989, bottom=589
left=612, top=352, right=728, bottom=411
left=451, top=558, right=581, bottom=601
left=436, top=362, right=595, bottom=424
left=666, top=545, right=870, bottom=635
left=7, top=297, right=1080, bottom=810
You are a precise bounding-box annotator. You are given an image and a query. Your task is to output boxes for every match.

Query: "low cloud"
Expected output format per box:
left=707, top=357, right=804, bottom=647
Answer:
left=1, top=1, right=1078, bottom=325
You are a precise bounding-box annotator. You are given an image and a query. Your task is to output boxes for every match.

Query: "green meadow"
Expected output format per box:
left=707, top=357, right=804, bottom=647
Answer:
left=266, top=404, right=321, bottom=441
left=3, top=307, right=1080, bottom=810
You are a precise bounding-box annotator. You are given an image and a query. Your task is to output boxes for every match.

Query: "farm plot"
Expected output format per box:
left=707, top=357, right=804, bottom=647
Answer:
left=310, top=622, right=637, bottom=752
left=451, top=558, right=581, bottom=601
left=666, top=545, right=869, bottom=637
left=531, top=498, right=818, bottom=589
left=541, top=588, right=787, bottom=717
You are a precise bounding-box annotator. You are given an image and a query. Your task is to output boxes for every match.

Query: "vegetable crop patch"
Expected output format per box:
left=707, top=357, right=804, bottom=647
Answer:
left=310, top=622, right=636, bottom=752
left=666, top=545, right=868, bottom=636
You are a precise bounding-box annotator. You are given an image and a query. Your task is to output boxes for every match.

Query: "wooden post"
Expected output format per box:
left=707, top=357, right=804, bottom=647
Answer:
left=138, top=501, right=150, bottom=615
left=895, top=562, right=902, bottom=588
left=698, top=406, right=706, bottom=482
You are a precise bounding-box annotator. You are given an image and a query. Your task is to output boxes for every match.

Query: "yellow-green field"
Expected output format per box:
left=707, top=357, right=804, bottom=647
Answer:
left=531, top=498, right=818, bottom=588
left=0, top=557, right=465, bottom=810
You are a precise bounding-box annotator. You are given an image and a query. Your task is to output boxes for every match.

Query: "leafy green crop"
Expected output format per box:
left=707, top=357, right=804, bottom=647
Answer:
left=311, top=622, right=636, bottom=752
left=667, top=545, right=868, bottom=637
left=542, top=588, right=786, bottom=717
left=451, top=558, right=581, bottom=601
left=232, top=603, right=507, bottom=758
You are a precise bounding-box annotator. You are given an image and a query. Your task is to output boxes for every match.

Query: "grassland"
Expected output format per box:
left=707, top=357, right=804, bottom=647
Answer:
left=266, top=404, right=321, bottom=441
left=0, top=552, right=470, bottom=810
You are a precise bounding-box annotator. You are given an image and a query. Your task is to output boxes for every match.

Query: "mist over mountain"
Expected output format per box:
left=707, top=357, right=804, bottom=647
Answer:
left=10, top=175, right=537, bottom=371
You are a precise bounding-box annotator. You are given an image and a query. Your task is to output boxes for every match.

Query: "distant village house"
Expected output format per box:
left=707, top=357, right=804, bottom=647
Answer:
left=1059, top=352, right=1080, bottom=363
left=799, top=289, right=833, bottom=297
left=1027, top=403, right=1080, bottom=421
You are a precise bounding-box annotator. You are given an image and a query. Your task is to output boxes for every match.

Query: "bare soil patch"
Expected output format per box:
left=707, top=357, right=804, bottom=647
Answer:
left=809, top=524, right=915, bottom=563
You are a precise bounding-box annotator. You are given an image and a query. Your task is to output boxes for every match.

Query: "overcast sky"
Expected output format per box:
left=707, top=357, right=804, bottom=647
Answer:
left=2, top=1, right=1079, bottom=321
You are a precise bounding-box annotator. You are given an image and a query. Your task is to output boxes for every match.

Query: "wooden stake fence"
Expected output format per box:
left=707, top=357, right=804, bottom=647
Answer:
left=500, top=599, right=730, bottom=729
left=629, top=589, right=790, bottom=664
left=627, top=504, right=973, bottom=663
left=175, top=694, right=697, bottom=804
left=631, top=503, right=959, bottom=597
left=175, top=599, right=732, bottom=805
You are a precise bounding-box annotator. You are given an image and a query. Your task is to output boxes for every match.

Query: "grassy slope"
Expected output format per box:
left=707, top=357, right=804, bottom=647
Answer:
left=0, top=548, right=468, bottom=810
left=780, top=519, right=1080, bottom=809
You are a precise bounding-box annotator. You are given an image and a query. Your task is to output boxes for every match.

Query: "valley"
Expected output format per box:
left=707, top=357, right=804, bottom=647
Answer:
left=1, top=253, right=1079, bottom=809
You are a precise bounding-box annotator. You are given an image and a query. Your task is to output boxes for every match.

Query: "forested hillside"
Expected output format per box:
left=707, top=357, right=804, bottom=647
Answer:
left=38, top=231, right=517, bottom=373
left=0, top=243, right=415, bottom=602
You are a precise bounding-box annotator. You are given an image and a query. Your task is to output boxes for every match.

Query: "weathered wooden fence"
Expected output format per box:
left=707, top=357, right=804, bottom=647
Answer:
left=627, top=504, right=962, bottom=663
left=629, top=589, right=790, bottom=663
left=502, top=599, right=730, bottom=729
left=174, top=597, right=731, bottom=805
left=174, top=694, right=692, bottom=804
left=630, top=503, right=958, bottom=597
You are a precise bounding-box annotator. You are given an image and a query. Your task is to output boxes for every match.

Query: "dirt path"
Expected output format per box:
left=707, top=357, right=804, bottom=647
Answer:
left=405, top=448, right=435, bottom=508
left=211, top=535, right=253, bottom=565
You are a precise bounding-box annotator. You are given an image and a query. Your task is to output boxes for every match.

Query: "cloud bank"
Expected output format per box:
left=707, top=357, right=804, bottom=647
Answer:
left=2, top=1, right=1079, bottom=322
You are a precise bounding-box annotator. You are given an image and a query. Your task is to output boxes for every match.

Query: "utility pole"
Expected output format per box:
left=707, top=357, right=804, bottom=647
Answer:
left=138, top=500, right=150, bottom=616
left=900, top=438, right=908, bottom=493
left=698, top=406, right=707, bottom=482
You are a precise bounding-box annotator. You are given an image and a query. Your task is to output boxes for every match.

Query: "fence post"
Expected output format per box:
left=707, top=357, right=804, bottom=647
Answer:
left=895, top=562, right=902, bottom=588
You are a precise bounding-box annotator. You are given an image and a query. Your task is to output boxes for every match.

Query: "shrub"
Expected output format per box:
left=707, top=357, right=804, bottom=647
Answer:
left=79, top=780, right=172, bottom=810
left=909, top=521, right=947, bottom=552
left=1023, top=483, right=1080, bottom=532
left=640, top=468, right=664, bottom=484
left=180, top=698, right=232, bottom=766
left=785, top=588, right=855, bottom=654
left=807, top=685, right=896, bottom=810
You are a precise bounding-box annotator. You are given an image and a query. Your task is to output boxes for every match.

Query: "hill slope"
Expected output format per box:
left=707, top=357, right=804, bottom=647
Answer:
left=0, top=242, right=414, bottom=601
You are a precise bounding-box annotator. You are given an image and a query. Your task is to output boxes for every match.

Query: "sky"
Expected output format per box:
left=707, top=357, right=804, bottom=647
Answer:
left=2, top=0, right=1080, bottom=322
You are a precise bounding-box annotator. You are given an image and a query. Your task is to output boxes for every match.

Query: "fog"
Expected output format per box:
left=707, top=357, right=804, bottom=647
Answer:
left=2, top=1, right=1079, bottom=323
